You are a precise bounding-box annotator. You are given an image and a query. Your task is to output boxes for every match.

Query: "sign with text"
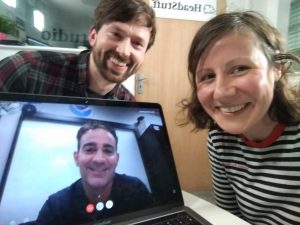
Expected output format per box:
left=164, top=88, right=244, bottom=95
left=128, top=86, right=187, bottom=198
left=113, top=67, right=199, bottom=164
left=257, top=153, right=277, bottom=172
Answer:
left=149, top=0, right=217, bottom=22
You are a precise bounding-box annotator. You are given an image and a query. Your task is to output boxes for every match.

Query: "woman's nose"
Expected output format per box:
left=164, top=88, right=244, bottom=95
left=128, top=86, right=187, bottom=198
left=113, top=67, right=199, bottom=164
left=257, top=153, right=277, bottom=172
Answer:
left=213, top=76, right=236, bottom=100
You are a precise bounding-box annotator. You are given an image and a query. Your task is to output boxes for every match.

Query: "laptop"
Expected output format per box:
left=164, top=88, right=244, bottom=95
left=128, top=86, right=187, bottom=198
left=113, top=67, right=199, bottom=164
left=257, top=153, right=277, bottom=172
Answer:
left=0, top=92, right=212, bottom=225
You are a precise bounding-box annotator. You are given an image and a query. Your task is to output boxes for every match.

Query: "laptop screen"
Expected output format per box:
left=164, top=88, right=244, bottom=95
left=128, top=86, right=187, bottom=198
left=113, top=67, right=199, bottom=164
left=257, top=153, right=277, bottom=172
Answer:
left=0, top=93, right=183, bottom=225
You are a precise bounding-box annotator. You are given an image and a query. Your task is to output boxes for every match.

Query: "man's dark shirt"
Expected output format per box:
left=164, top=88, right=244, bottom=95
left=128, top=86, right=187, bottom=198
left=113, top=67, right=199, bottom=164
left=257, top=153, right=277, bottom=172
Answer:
left=36, top=173, right=152, bottom=225
left=0, top=50, right=135, bottom=101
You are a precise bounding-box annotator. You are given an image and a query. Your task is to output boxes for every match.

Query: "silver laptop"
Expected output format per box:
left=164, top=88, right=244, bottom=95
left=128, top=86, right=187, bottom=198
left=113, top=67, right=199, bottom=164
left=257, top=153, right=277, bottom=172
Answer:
left=0, top=92, right=212, bottom=225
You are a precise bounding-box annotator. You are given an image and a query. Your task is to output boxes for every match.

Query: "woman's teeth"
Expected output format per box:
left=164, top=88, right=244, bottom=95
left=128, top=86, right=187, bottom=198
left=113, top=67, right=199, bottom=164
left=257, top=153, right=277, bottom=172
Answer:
left=220, top=104, right=246, bottom=113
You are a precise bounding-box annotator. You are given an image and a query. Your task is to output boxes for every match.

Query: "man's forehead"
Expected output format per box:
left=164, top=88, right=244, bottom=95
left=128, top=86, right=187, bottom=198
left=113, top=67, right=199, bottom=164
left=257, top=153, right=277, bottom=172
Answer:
left=81, top=129, right=115, bottom=141
left=80, top=139, right=117, bottom=150
left=105, top=20, right=151, bottom=32
left=103, top=21, right=151, bottom=44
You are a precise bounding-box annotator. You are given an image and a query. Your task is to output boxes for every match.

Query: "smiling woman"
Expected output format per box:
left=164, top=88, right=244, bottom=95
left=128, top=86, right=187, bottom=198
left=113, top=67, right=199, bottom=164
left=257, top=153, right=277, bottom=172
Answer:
left=180, top=10, right=300, bottom=225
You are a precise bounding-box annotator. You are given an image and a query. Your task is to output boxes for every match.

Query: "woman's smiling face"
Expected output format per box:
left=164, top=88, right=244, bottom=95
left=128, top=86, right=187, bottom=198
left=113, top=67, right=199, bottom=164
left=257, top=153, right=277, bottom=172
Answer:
left=195, top=32, right=279, bottom=138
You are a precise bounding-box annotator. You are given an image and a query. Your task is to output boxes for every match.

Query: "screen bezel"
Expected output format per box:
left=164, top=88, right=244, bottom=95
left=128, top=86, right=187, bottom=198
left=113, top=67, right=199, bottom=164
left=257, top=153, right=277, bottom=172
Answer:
left=0, top=93, right=183, bottom=225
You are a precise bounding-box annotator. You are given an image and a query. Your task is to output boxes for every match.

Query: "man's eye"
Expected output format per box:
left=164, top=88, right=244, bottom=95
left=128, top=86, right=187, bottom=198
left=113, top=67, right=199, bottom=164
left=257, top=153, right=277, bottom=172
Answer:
left=105, top=147, right=114, bottom=153
left=111, top=31, right=122, bottom=39
left=83, top=147, right=96, bottom=154
left=132, top=41, right=144, bottom=49
left=103, top=149, right=115, bottom=156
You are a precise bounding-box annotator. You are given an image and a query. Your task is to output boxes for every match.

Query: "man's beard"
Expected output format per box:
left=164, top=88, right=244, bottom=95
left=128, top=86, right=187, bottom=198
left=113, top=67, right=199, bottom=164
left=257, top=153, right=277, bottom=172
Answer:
left=93, top=50, right=135, bottom=83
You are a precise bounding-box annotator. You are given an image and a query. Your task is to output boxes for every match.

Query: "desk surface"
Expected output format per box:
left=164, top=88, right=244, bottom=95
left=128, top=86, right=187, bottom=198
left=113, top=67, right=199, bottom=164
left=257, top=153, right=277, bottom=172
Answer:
left=183, top=191, right=251, bottom=225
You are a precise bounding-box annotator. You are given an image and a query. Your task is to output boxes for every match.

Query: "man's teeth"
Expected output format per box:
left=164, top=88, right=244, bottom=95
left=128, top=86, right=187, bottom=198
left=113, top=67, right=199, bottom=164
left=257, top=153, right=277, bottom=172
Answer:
left=111, top=57, right=127, bottom=67
left=220, top=104, right=246, bottom=113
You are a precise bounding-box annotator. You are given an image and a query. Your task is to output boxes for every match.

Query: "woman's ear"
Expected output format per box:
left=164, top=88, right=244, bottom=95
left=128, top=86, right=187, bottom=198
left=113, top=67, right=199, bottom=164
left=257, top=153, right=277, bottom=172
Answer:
left=275, top=67, right=282, bottom=81
left=273, top=62, right=283, bottom=81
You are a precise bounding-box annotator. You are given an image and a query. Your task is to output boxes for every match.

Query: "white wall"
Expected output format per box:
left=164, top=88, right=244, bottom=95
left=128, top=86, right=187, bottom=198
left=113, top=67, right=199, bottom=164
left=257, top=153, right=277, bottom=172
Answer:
left=226, top=0, right=291, bottom=41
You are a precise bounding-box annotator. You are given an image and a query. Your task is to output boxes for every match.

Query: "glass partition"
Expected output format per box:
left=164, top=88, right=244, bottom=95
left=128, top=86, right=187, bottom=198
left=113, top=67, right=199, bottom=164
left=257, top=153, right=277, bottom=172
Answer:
left=0, top=0, right=98, bottom=48
left=287, top=0, right=300, bottom=59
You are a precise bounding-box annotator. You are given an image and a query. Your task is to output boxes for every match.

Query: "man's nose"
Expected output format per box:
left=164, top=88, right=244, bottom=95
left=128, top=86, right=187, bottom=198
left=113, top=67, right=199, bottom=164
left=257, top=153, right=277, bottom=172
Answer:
left=116, top=38, right=131, bottom=57
left=92, top=149, right=105, bottom=162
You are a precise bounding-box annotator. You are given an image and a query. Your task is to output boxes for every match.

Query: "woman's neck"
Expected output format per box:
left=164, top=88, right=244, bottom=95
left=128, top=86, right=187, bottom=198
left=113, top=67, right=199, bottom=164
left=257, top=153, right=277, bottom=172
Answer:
left=242, top=116, right=278, bottom=142
left=239, top=122, right=285, bottom=148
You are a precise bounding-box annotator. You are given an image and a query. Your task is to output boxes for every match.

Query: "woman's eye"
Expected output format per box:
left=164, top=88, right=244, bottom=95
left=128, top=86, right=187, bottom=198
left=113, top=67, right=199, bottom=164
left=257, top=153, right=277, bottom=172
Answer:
left=196, top=73, right=215, bottom=83
left=232, top=66, right=250, bottom=75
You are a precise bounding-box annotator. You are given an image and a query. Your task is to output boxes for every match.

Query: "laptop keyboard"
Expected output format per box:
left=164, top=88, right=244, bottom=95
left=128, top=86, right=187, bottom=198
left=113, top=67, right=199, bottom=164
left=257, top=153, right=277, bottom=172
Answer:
left=135, top=211, right=205, bottom=225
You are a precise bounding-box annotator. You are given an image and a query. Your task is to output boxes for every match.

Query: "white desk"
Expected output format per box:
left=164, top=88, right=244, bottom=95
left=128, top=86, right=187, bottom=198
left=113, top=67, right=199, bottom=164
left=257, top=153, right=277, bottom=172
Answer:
left=183, top=191, right=251, bottom=225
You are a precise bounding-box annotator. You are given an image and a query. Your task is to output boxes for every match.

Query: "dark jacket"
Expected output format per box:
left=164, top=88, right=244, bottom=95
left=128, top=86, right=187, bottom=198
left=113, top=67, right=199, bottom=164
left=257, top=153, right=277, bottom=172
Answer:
left=36, top=173, right=152, bottom=225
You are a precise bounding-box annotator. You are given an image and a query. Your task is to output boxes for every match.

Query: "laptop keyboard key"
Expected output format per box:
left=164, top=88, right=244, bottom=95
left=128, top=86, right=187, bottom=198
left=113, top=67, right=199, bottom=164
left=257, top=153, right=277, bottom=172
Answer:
left=135, top=211, right=204, bottom=225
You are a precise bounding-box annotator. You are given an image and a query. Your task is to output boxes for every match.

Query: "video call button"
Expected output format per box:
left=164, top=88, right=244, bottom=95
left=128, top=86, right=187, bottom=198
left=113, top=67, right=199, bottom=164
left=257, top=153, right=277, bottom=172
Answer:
left=106, top=200, right=113, bottom=209
left=96, top=202, right=104, bottom=211
left=86, top=203, right=95, bottom=213
left=86, top=200, right=114, bottom=213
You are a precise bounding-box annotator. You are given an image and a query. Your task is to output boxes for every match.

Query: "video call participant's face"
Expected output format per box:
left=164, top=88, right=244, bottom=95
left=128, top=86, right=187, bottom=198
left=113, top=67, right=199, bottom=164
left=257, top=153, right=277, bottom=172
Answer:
left=74, top=128, right=119, bottom=194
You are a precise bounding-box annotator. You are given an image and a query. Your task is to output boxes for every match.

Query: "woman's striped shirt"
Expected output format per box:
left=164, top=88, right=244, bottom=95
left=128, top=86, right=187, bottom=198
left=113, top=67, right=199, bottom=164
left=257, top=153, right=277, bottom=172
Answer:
left=208, top=123, right=300, bottom=225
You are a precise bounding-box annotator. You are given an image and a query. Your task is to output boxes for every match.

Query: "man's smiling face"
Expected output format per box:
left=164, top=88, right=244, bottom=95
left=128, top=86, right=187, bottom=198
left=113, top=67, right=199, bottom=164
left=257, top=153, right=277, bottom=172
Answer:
left=74, top=128, right=119, bottom=191
left=88, top=20, right=151, bottom=83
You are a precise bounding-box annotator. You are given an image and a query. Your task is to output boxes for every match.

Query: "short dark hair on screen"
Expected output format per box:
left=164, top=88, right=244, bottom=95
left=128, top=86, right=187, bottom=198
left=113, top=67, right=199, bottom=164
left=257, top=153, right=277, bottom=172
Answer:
left=76, top=120, right=118, bottom=151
